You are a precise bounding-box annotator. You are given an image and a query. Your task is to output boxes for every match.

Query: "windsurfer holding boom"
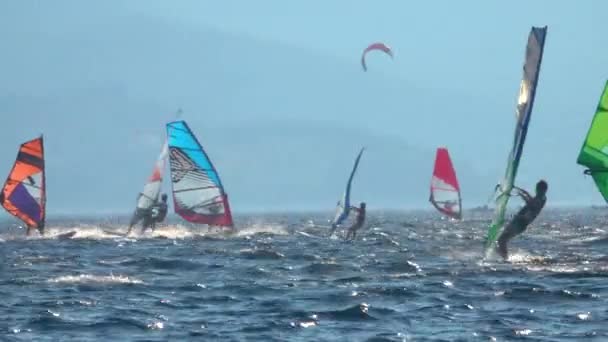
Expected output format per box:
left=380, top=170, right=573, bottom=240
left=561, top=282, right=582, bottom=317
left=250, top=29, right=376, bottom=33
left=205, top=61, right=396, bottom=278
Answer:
left=496, top=180, right=548, bottom=260
left=27, top=225, right=43, bottom=236
left=345, top=202, right=366, bottom=240
left=127, top=193, right=168, bottom=234
left=145, top=193, right=168, bottom=232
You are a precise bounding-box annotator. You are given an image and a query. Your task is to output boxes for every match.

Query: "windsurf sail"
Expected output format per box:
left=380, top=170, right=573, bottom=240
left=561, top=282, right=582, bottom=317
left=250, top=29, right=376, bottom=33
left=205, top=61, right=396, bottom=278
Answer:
left=166, top=120, right=233, bottom=228
left=134, top=141, right=168, bottom=212
left=485, top=26, right=547, bottom=254
left=430, top=147, right=462, bottom=219
left=577, top=81, right=608, bottom=202
left=0, top=136, right=46, bottom=230
left=332, top=147, right=365, bottom=227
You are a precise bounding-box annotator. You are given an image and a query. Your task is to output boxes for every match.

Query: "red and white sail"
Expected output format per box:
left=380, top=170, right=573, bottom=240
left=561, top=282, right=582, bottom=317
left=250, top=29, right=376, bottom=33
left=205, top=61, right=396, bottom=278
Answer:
left=429, top=147, right=462, bottom=219
left=136, top=141, right=168, bottom=211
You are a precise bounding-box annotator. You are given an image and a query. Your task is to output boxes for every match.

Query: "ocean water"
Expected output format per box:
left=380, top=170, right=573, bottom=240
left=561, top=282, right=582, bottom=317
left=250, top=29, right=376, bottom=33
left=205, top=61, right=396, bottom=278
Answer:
left=1, top=208, right=608, bottom=341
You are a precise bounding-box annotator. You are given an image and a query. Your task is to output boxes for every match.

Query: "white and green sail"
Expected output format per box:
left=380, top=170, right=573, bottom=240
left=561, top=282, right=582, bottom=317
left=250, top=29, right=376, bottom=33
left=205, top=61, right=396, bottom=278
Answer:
left=577, top=81, right=608, bottom=202
left=484, top=26, right=548, bottom=255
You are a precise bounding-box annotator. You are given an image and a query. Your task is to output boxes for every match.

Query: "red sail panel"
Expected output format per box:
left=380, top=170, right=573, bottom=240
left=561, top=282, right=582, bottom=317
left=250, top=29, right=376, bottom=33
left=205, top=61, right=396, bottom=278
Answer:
left=176, top=194, right=234, bottom=227
left=0, top=137, right=46, bottom=228
left=430, top=147, right=462, bottom=219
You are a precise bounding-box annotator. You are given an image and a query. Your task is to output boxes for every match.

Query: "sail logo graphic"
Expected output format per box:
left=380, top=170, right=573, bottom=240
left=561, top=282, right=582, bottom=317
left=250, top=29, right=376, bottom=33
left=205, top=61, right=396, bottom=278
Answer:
left=169, top=147, right=199, bottom=183
left=516, top=80, right=530, bottom=119
left=23, top=172, right=43, bottom=202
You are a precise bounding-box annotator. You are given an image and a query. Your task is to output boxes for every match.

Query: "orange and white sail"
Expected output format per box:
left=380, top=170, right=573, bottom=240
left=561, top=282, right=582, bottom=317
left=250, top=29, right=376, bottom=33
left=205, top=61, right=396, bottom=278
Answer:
left=135, top=141, right=168, bottom=211
left=1, top=136, right=46, bottom=229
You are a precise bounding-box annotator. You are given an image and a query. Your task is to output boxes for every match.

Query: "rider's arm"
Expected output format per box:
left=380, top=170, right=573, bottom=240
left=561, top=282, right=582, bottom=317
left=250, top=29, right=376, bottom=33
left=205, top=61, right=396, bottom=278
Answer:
left=515, top=188, right=533, bottom=204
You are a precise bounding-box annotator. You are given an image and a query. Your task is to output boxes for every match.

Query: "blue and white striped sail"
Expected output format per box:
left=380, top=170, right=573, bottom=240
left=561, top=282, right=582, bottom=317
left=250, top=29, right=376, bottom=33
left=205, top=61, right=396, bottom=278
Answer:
left=166, top=120, right=234, bottom=227
left=332, top=148, right=365, bottom=227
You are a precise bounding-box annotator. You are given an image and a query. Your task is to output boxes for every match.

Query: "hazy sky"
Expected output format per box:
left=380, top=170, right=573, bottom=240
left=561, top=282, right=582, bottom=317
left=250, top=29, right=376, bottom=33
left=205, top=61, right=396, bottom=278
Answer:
left=126, top=0, right=606, bottom=89
left=0, top=1, right=606, bottom=216
left=131, top=0, right=608, bottom=206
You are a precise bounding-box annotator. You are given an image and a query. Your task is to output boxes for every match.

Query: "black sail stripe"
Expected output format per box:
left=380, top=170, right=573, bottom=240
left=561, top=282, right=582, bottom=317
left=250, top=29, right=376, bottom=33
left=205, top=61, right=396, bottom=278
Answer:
left=17, top=151, right=44, bottom=169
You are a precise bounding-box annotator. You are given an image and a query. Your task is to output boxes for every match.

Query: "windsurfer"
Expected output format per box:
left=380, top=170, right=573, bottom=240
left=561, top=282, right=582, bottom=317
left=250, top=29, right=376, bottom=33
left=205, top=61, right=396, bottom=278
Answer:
left=496, top=180, right=548, bottom=260
left=26, top=226, right=43, bottom=236
left=127, top=193, right=168, bottom=234
left=146, top=193, right=168, bottom=232
left=444, top=201, right=456, bottom=212
left=329, top=224, right=337, bottom=237
left=127, top=195, right=146, bottom=235
left=346, top=202, right=366, bottom=240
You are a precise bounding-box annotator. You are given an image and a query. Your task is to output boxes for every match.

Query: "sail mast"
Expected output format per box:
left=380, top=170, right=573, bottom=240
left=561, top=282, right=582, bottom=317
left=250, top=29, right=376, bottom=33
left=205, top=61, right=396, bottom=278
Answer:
left=40, top=135, right=46, bottom=229
left=331, top=147, right=365, bottom=227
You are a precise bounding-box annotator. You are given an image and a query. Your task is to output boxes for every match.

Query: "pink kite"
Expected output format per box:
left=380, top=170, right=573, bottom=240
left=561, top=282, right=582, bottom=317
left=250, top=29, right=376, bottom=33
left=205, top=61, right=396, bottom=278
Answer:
left=361, top=42, right=393, bottom=71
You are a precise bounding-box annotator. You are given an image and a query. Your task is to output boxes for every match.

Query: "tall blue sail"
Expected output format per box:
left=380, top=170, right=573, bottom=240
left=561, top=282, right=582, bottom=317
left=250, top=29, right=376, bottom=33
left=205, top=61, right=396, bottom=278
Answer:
left=332, top=147, right=365, bottom=227
left=166, top=120, right=233, bottom=227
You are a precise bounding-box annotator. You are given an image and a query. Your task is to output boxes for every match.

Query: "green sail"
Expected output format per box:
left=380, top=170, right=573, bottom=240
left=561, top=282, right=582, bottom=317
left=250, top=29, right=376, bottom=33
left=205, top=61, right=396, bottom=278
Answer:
left=484, top=26, right=548, bottom=255
left=577, top=81, right=608, bottom=202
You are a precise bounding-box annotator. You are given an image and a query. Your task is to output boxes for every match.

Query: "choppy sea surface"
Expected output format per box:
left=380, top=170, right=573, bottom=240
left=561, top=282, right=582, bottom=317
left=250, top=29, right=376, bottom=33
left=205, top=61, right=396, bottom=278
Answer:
left=2, top=208, right=608, bottom=341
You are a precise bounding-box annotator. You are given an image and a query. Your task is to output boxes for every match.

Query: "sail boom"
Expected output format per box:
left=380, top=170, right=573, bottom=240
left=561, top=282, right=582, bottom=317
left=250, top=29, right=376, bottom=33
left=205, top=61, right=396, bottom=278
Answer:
left=173, top=185, right=219, bottom=193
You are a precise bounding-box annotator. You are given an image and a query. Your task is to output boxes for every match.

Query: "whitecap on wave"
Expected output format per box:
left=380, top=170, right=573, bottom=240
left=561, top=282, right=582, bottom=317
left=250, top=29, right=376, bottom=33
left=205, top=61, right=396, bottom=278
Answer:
left=144, top=225, right=196, bottom=239
left=48, top=224, right=194, bottom=240
left=233, top=223, right=288, bottom=237
left=47, top=274, right=143, bottom=285
left=508, top=252, right=547, bottom=264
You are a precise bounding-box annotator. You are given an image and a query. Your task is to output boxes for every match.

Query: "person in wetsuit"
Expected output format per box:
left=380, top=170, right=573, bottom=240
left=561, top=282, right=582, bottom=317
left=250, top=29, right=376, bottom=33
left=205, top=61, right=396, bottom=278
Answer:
left=496, top=180, right=548, bottom=260
left=345, top=202, right=366, bottom=240
left=127, top=193, right=168, bottom=234
left=26, top=225, right=44, bottom=237
left=146, top=193, right=168, bottom=232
